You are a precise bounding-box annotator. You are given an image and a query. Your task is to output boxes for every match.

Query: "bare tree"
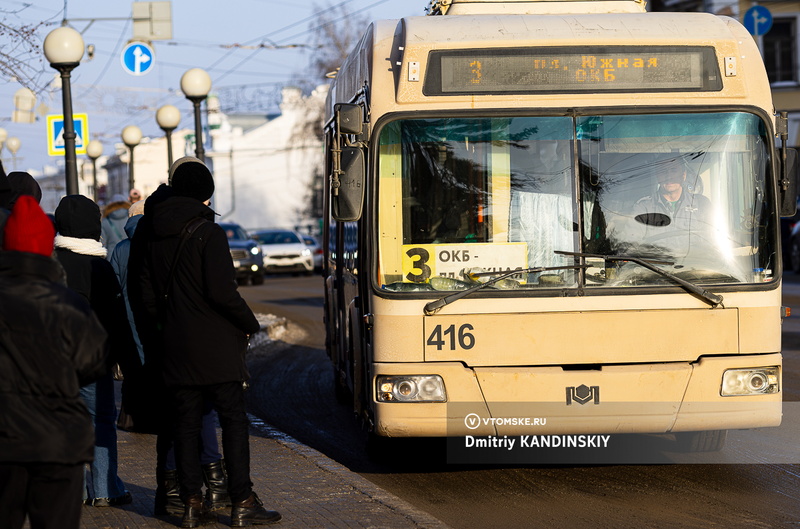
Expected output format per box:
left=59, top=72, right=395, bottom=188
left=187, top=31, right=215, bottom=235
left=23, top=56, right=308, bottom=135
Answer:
left=307, top=2, right=369, bottom=82
left=0, top=9, right=46, bottom=91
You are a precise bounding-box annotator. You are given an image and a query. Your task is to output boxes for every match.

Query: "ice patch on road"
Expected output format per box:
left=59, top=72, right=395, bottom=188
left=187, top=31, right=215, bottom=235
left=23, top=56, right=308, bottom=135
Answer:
left=249, top=313, right=288, bottom=349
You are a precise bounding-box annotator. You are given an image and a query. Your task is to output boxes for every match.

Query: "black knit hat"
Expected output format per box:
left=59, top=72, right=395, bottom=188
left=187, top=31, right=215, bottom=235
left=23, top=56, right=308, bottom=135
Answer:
left=169, top=156, right=214, bottom=202
left=7, top=171, right=43, bottom=206
left=55, top=194, right=102, bottom=241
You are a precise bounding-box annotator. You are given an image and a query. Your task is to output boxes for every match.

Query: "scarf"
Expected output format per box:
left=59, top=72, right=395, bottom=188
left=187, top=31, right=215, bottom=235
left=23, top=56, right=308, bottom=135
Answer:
left=54, top=235, right=108, bottom=258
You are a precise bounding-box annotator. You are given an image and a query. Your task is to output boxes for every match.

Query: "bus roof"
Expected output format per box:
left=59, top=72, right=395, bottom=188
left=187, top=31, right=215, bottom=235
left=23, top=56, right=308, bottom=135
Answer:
left=327, top=9, right=770, bottom=118
left=401, top=12, right=746, bottom=50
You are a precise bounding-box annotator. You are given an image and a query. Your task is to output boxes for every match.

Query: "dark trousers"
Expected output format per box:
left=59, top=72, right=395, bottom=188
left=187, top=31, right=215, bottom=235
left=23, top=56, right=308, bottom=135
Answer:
left=157, top=404, right=224, bottom=472
left=0, top=462, right=84, bottom=529
left=171, top=382, right=253, bottom=503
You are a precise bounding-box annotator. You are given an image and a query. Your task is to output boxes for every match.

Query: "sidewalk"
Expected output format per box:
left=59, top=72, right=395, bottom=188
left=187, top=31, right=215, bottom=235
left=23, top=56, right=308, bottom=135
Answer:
left=77, top=416, right=449, bottom=529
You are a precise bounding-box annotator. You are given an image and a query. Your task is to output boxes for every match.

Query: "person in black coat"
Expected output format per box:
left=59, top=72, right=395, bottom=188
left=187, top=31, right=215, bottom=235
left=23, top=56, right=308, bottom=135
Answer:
left=0, top=196, right=108, bottom=529
left=123, top=189, right=230, bottom=517
left=136, top=157, right=281, bottom=527
left=53, top=194, right=139, bottom=507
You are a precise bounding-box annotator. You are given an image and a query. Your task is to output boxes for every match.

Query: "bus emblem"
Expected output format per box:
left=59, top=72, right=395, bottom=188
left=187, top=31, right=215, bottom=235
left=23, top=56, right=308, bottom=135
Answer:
left=566, top=385, right=600, bottom=405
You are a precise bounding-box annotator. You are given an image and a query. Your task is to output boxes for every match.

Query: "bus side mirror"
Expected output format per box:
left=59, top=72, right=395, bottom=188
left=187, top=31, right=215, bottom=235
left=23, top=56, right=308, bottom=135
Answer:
left=779, top=148, right=799, bottom=217
left=333, top=147, right=365, bottom=221
left=335, top=103, right=363, bottom=135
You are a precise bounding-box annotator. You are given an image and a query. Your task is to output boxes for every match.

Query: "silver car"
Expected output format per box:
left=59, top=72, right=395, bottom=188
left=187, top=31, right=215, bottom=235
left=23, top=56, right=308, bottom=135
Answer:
left=253, top=229, right=314, bottom=274
left=301, top=234, right=323, bottom=272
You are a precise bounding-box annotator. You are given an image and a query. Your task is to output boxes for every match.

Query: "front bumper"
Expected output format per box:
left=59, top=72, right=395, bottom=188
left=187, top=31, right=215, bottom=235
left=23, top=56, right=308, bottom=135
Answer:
left=230, top=249, right=262, bottom=277
left=371, top=354, right=782, bottom=437
left=263, top=255, right=314, bottom=272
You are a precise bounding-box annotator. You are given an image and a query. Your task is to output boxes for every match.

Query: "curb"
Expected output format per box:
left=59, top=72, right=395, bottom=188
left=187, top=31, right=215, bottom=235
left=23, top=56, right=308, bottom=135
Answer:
left=248, top=415, right=450, bottom=529
left=248, top=315, right=449, bottom=527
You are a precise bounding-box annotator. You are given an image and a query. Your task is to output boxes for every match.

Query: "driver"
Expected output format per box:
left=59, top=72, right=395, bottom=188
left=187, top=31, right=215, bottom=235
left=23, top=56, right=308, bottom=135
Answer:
left=629, top=157, right=712, bottom=256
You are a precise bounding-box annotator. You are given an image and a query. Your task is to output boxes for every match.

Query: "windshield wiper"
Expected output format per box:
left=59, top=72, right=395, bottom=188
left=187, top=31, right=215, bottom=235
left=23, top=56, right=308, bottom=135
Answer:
left=423, top=265, right=588, bottom=316
left=555, top=251, right=724, bottom=308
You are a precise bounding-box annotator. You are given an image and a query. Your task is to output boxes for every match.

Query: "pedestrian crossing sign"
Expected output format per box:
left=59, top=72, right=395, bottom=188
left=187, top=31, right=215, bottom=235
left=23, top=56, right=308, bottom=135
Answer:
left=47, top=113, right=89, bottom=156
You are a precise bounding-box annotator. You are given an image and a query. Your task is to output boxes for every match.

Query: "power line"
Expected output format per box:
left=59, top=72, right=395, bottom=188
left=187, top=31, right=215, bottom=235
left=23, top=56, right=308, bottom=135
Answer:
left=76, top=18, right=131, bottom=102
left=210, top=0, right=386, bottom=85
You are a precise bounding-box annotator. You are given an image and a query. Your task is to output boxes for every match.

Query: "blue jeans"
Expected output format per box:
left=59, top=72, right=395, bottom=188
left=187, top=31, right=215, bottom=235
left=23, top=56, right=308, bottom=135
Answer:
left=79, top=372, right=127, bottom=500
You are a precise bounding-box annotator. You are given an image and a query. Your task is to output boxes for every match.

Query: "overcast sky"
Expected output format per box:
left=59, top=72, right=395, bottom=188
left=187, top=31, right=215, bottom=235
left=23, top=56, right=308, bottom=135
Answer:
left=0, top=0, right=422, bottom=175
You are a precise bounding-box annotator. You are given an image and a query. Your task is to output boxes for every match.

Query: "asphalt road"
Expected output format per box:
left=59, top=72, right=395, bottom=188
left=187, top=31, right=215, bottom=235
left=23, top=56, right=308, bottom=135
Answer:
left=240, top=273, right=800, bottom=529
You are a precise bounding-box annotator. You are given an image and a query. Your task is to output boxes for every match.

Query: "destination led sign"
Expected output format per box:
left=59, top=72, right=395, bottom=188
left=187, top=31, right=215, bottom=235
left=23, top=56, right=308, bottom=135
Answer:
left=423, top=46, right=722, bottom=95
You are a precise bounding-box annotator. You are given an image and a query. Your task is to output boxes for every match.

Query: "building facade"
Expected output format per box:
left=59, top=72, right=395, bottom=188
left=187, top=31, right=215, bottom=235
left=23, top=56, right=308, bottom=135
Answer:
left=207, top=85, right=327, bottom=233
left=97, top=85, right=326, bottom=233
left=653, top=0, right=800, bottom=147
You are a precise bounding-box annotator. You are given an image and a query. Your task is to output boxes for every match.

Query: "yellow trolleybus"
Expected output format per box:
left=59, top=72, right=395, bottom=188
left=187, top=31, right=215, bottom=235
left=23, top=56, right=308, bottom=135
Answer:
left=323, top=0, right=798, bottom=452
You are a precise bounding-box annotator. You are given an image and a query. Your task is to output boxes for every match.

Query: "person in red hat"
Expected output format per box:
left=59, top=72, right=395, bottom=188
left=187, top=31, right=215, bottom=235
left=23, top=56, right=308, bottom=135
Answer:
left=0, top=196, right=108, bottom=529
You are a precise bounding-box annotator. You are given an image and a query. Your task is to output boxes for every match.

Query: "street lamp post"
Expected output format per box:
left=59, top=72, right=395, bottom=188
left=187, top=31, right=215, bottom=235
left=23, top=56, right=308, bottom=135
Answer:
left=6, top=137, right=20, bottom=170
left=180, top=68, right=211, bottom=162
left=121, top=125, right=142, bottom=193
left=86, top=139, right=103, bottom=203
left=156, top=104, right=181, bottom=169
left=43, top=26, right=85, bottom=196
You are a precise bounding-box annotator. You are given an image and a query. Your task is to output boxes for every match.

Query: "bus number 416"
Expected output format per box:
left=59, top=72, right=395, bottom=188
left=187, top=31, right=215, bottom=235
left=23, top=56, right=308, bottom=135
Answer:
left=427, top=324, right=476, bottom=350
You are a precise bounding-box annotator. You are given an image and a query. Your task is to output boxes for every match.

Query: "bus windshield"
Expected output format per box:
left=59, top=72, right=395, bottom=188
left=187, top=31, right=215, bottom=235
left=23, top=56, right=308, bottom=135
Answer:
left=377, top=112, right=776, bottom=292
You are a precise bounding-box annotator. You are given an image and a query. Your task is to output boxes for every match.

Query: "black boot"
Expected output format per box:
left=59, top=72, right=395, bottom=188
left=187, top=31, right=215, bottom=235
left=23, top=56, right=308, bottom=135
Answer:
left=202, top=459, right=231, bottom=511
left=155, top=469, right=184, bottom=515
left=230, top=492, right=281, bottom=527
left=181, top=493, right=217, bottom=528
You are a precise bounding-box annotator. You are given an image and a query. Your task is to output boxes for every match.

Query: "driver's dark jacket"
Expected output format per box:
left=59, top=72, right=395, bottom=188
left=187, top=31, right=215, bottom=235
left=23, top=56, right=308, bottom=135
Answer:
left=0, top=251, right=108, bottom=464
left=631, top=188, right=712, bottom=246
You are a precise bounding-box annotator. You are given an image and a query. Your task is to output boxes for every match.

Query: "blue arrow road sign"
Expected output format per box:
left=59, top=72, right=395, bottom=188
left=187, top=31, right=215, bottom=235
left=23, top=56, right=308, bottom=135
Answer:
left=744, top=5, right=773, bottom=37
left=121, top=41, right=155, bottom=76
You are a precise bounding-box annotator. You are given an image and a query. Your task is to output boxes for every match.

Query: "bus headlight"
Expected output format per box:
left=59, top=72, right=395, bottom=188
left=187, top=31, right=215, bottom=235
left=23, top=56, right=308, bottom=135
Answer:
left=721, top=367, right=779, bottom=396
left=376, top=375, right=447, bottom=402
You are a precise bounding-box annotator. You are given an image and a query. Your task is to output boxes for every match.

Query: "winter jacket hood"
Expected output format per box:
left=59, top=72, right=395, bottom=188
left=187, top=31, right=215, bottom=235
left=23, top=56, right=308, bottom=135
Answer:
left=103, top=200, right=130, bottom=219
left=55, top=194, right=102, bottom=241
left=124, top=213, right=142, bottom=238
left=100, top=202, right=130, bottom=257
left=151, top=195, right=216, bottom=239
left=144, top=183, right=174, bottom=215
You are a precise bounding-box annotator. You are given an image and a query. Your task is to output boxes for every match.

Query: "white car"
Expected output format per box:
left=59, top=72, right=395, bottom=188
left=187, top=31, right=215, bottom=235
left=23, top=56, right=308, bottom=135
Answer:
left=253, top=229, right=314, bottom=274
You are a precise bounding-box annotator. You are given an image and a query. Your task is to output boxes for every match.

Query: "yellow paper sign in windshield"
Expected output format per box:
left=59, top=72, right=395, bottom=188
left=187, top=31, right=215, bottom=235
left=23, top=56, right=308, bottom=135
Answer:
left=401, top=243, right=528, bottom=283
